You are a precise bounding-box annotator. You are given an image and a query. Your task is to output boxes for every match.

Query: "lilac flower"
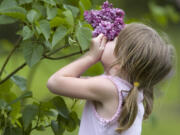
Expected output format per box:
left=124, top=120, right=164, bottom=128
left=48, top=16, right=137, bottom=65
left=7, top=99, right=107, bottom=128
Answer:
left=84, top=0, right=125, bottom=41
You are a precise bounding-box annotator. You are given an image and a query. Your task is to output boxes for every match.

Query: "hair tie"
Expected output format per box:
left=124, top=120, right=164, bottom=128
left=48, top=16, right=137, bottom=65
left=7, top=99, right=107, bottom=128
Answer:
left=134, top=81, right=140, bottom=88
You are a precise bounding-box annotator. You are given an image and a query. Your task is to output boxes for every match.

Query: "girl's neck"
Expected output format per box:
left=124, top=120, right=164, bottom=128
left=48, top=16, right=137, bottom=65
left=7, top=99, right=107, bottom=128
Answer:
left=103, top=65, right=129, bottom=82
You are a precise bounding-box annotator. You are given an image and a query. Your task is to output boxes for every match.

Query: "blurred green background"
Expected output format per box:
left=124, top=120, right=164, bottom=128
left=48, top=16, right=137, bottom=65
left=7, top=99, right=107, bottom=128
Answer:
left=0, top=0, right=180, bottom=135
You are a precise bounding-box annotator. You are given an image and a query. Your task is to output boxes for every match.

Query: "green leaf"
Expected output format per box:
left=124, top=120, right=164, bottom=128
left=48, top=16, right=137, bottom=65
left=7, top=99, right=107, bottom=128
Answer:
left=38, top=20, right=51, bottom=41
left=52, top=26, right=68, bottom=48
left=65, top=111, right=79, bottom=132
left=56, top=111, right=78, bottom=132
left=4, top=126, right=13, bottom=135
left=79, top=0, right=91, bottom=10
left=68, top=36, right=77, bottom=46
left=149, top=2, right=167, bottom=26
left=0, top=91, right=17, bottom=103
left=0, top=91, right=17, bottom=104
left=36, top=125, right=45, bottom=131
left=56, top=8, right=65, bottom=17
left=0, top=0, right=17, bottom=9
left=50, top=17, right=67, bottom=28
left=35, top=23, right=41, bottom=34
left=55, top=0, right=63, bottom=5
left=63, top=4, right=80, bottom=18
left=4, top=127, right=23, bottom=135
left=19, top=26, right=34, bottom=40
left=47, top=6, right=57, bottom=20
left=62, top=9, right=74, bottom=27
left=32, top=2, right=46, bottom=17
left=0, top=99, right=7, bottom=108
left=41, top=0, right=56, bottom=6
left=22, top=41, right=44, bottom=67
left=0, top=78, right=13, bottom=93
left=8, top=91, right=32, bottom=105
left=0, top=15, right=17, bottom=24
left=10, top=75, right=27, bottom=91
left=44, top=109, right=58, bottom=117
left=51, top=120, right=65, bottom=135
left=26, top=9, right=40, bottom=23
left=44, top=40, right=52, bottom=50
left=81, top=21, right=93, bottom=30
left=19, top=0, right=33, bottom=5
left=0, top=5, right=27, bottom=22
left=76, top=25, right=92, bottom=51
left=166, top=5, right=180, bottom=23
left=69, top=111, right=80, bottom=126
left=51, top=96, right=69, bottom=119
left=0, top=91, right=19, bottom=115
left=39, top=101, right=58, bottom=118
left=79, top=0, right=91, bottom=18
left=22, top=104, right=39, bottom=130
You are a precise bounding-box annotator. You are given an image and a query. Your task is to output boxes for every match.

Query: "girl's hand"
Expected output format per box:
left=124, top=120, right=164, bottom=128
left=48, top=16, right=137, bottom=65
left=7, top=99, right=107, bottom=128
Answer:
left=86, top=33, right=107, bottom=63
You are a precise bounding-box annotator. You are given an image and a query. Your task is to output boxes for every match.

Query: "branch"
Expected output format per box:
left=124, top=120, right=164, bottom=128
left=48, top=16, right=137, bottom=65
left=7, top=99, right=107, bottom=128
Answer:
left=0, top=45, right=68, bottom=84
left=71, top=99, right=78, bottom=110
left=0, top=62, right=27, bottom=85
left=0, top=48, right=89, bottom=84
left=0, top=42, right=89, bottom=84
left=0, top=37, right=22, bottom=77
left=43, top=48, right=89, bottom=60
left=45, top=44, right=67, bottom=57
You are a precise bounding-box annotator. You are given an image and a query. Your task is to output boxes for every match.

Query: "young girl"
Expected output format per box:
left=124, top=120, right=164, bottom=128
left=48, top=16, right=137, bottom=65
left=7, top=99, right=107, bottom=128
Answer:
left=46, top=23, right=175, bottom=135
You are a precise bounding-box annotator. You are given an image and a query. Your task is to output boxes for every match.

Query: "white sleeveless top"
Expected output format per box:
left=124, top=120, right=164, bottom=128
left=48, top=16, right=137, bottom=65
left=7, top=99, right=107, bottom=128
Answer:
left=78, top=73, right=144, bottom=135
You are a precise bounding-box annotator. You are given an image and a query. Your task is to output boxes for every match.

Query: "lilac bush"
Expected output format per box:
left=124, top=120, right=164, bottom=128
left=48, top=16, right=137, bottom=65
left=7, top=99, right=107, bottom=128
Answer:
left=84, top=0, right=125, bottom=41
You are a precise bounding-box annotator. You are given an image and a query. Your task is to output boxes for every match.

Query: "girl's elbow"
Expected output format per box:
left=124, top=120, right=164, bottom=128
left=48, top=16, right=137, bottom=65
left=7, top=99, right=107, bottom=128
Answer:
left=46, top=78, right=56, bottom=93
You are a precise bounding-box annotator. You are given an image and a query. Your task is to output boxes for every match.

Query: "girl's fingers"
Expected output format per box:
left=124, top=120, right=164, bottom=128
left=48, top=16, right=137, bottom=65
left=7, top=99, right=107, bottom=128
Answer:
left=99, top=36, right=107, bottom=50
left=98, top=33, right=104, bottom=38
left=96, top=33, right=104, bottom=41
left=99, top=45, right=105, bottom=50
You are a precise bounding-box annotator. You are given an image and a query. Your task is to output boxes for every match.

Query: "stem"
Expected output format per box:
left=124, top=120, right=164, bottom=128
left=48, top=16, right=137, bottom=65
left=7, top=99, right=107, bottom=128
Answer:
left=77, top=42, right=83, bottom=54
left=71, top=99, right=78, bottom=110
left=0, top=62, right=27, bottom=85
left=44, top=124, right=51, bottom=128
left=43, top=48, right=89, bottom=60
left=45, top=44, right=67, bottom=57
left=0, top=37, right=22, bottom=77
left=0, top=45, right=89, bottom=84
left=0, top=44, right=67, bottom=84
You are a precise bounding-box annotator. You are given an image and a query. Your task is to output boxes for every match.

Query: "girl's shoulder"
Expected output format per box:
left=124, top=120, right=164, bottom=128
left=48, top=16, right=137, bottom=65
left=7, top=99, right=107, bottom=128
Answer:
left=98, top=73, right=144, bottom=103
left=99, top=73, right=133, bottom=91
left=80, top=74, right=124, bottom=103
left=81, top=73, right=133, bottom=98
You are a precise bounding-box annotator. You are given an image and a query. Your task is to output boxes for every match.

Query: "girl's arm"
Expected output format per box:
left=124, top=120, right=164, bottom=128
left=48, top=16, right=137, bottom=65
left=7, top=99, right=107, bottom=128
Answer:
left=48, top=53, right=96, bottom=78
left=46, top=34, right=117, bottom=102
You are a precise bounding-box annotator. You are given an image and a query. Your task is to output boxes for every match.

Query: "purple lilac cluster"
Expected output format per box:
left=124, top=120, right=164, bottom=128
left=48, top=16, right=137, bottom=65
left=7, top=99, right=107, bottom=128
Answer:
left=84, top=0, right=125, bottom=41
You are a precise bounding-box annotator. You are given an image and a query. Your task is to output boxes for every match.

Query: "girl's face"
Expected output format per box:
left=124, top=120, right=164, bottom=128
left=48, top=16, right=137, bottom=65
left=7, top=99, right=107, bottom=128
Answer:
left=101, top=25, right=127, bottom=67
left=101, top=37, right=118, bottom=67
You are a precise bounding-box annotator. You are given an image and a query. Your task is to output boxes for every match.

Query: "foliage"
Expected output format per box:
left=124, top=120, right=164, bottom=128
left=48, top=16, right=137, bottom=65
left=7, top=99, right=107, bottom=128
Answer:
left=0, top=0, right=93, bottom=134
left=148, top=1, right=180, bottom=27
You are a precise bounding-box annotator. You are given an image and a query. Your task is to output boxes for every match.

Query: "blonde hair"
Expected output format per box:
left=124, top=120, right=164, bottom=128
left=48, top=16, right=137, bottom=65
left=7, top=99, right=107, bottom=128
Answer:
left=106, top=23, right=176, bottom=133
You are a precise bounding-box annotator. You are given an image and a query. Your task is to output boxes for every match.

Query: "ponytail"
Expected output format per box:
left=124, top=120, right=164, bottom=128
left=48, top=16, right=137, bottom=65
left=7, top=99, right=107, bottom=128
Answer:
left=143, top=87, right=154, bottom=119
left=115, top=82, right=140, bottom=133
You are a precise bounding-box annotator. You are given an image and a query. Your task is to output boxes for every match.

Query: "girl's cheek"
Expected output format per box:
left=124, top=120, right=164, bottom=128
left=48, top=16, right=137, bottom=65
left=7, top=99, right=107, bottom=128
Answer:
left=102, top=46, right=110, bottom=60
